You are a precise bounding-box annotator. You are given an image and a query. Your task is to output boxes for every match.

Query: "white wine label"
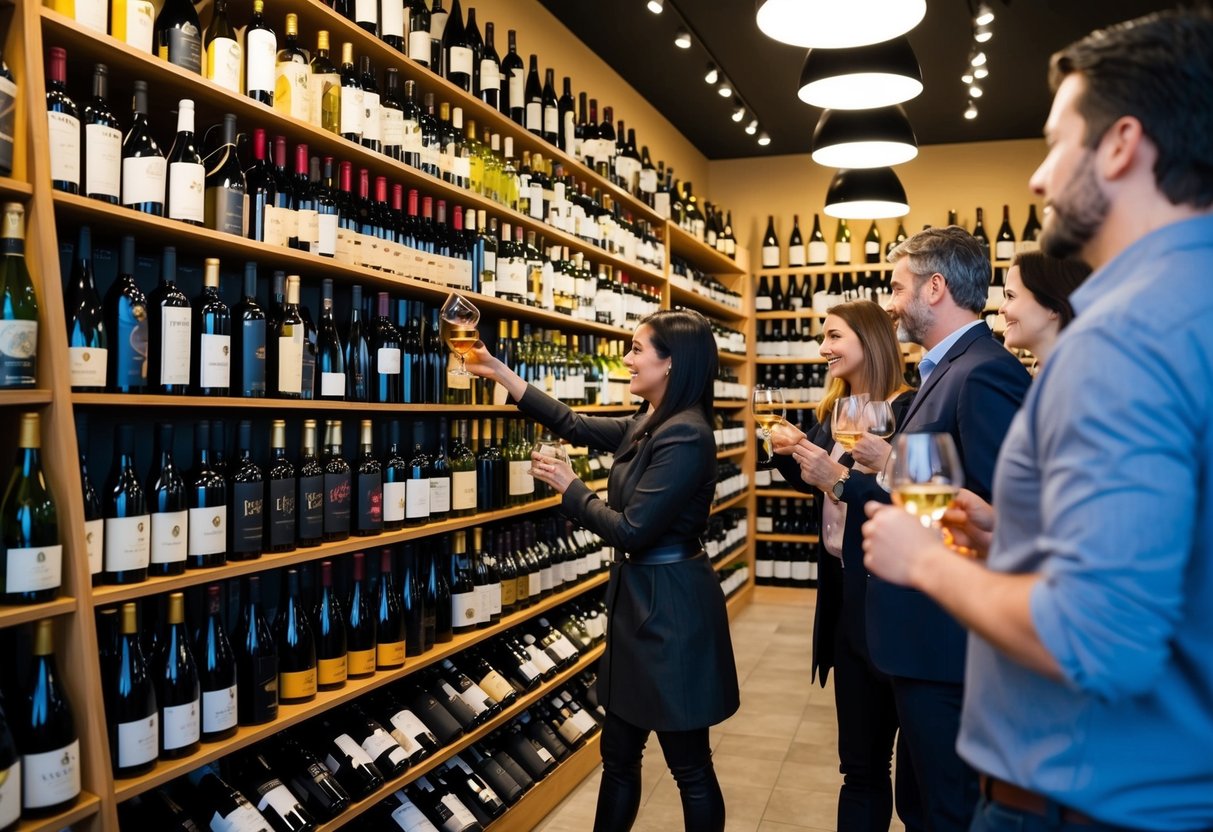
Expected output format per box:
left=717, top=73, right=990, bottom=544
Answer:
left=188, top=505, right=227, bottom=555
left=0, top=320, right=36, bottom=365
left=388, top=710, right=430, bottom=749
left=69, top=346, right=108, bottom=387
left=84, top=517, right=103, bottom=576
left=408, top=30, right=432, bottom=65
left=340, top=85, right=364, bottom=137
left=529, top=570, right=542, bottom=598
left=451, top=470, right=476, bottom=511
left=362, top=728, right=403, bottom=762
left=405, top=478, right=430, bottom=520
left=429, top=477, right=450, bottom=514
left=508, top=73, right=526, bottom=111
left=480, top=60, right=501, bottom=91
left=277, top=331, right=303, bottom=393
left=654, top=191, right=671, bottom=218
left=391, top=796, right=435, bottom=831
left=149, top=510, right=188, bottom=565
left=761, top=245, right=779, bottom=268
left=380, top=0, right=403, bottom=36
left=382, top=481, right=406, bottom=523
left=275, top=63, right=310, bottom=121
left=804, top=240, right=827, bottom=265
left=834, top=242, right=851, bottom=264
left=320, top=371, right=345, bottom=398
left=0, top=760, right=16, bottom=828
left=517, top=659, right=542, bottom=682
left=995, top=240, right=1015, bottom=260
left=84, top=123, right=122, bottom=198
left=355, top=0, right=377, bottom=24
left=525, top=643, right=556, bottom=674
left=202, top=685, right=238, bottom=733
left=207, top=37, right=242, bottom=93
left=257, top=783, right=303, bottom=822
left=452, top=591, right=477, bottom=628
left=544, top=106, right=559, bottom=136
left=382, top=108, right=405, bottom=147
left=755, top=558, right=775, bottom=579
left=449, top=45, right=474, bottom=77
left=75, top=0, right=108, bottom=32
left=199, top=333, right=231, bottom=389
left=377, top=347, right=402, bottom=375
left=440, top=794, right=480, bottom=828
left=21, top=740, right=80, bottom=809
left=162, top=700, right=200, bottom=751
left=296, top=209, right=318, bottom=250
left=117, top=713, right=158, bottom=768
left=317, top=212, right=338, bottom=257
left=773, top=559, right=792, bottom=580
left=329, top=733, right=377, bottom=770
left=478, top=670, right=515, bottom=704
left=526, top=102, right=543, bottom=133
left=104, top=514, right=150, bottom=572
left=3, top=545, right=62, bottom=593
left=122, top=155, right=167, bottom=207
left=792, top=560, right=812, bottom=581
left=246, top=29, right=277, bottom=95
left=363, top=91, right=382, bottom=143
left=402, top=119, right=423, bottom=154
left=638, top=168, right=658, bottom=194
left=454, top=155, right=471, bottom=182
left=48, top=112, right=81, bottom=186
left=508, top=460, right=534, bottom=496
left=168, top=161, right=205, bottom=223
left=158, top=306, right=192, bottom=385
left=117, top=0, right=155, bottom=53
left=557, top=717, right=583, bottom=744
left=754, top=295, right=773, bottom=311
left=211, top=801, right=269, bottom=832
left=548, top=633, right=579, bottom=660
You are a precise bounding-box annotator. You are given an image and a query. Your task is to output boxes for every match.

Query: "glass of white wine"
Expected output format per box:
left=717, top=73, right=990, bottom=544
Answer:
left=864, top=400, right=896, bottom=440
left=440, top=292, right=481, bottom=377
left=530, top=430, right=570, bottom=467
left=831, top=394, right=870, bottom=452
left=752, top=386, right=786, bottom=463
left=885, top=432, right=964, bottom=528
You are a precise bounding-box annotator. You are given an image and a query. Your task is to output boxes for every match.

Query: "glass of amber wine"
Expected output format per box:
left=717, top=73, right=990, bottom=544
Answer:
left=440, top=292, right=481, bottom=377
left=531, top=430, right=570, bottom=467
left=831, top=394, right=870, bottom=452
left=752, top=386, right=786, bottom=464
left=885, top=433, right=964, bottom=529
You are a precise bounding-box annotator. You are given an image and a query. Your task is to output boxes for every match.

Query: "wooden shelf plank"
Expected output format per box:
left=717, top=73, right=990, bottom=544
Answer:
left=755, top=533, right=820, bottom=544
left=716, top=445, right=745, bottom=460
left=312, top=644, right=607, bottom=830
left=755, top=357, right=828, bottom=365
left=0, top=388, right=53, bottom=407
left=0, top=595, right=77, bottom=630
left=71, top=394, right=634, bottom=414
left=115, top=575, right=609, bottom=802
left=0, top=176, right=33, bottom=202
left=15, top=791, right=100, bottom=832
left=725, top=581, right=755, bottom=620
left=484, top=731, right=602, bottom=830
left=712, top=546, right=748, bottom=573
left=753, top=265, right=890, bottom=277
left=666, top=224, right=744, bottom=276
left=710, top=491, right=748, bottom=516
left=668, top=283, right=746, bottom=322
left=755, top=309, right=827, bottom=320
left=714, top=399, right=748, bottom=409
left=755, top=488, right=814, bottom=499
left=93, top=498, right=563, bottom=605
left=717, top=350, right=747, bottom=366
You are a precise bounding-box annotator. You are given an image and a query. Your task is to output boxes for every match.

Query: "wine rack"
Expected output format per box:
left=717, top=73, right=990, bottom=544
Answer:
left=0, top=0, right=762, bottom=826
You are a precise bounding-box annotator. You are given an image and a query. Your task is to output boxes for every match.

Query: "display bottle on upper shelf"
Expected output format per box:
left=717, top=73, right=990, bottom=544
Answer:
left=65, top=225, right=107, bottom=392
left=274, top=13, right=310, bottom=121
left=146, top=422, right=187, bottom=577
left=973, top=206, right=992, bottom=260
left=501, top=29, right=525, bottom=124
left=270, top=274, right=305, bottom=398
left=833, top=219, right=852, bottom=265
left=444, top=0, right=473, bottom=92
left=122, top=80, right=166, bottom=215
left=165, top=99, right=204, bottom=225
left=995, top=204, right=1016, bottom=261
left=309, top=30, right=340, bottom=134
left=321, top=419, right=352, bottom=541
left=886, top=221, right=908, bottom=258
left=228, top=420, right=264, bottom=561
left=244, top=0, right=276, bottom=105
left=14, top=619, right=81, bottom=817
left=46, top=47, right=80, bottom=194
left=155, top=591, right=201, bottom=760
left=192, top=258, right=230, bottom=396
left=760, top=215, right=780, bottom=269
left=864, top=221, right=882, bottom=264
left=205, top=113, right=245, bottom=236
left=187, top=420, right=227, bottom=569
left=296, top=419, right=324, bottom=547
left=83, top=63, right=121, bottom=204
left=204, top=0, right=241, bottom=92
left=231, top=262, right=266, bottom=398
left=0, top=413, right=60, bottom=605
left=407, top=0, right=433, bottom=68
left=156, top=0, right=203, bottom=73
left=352, top=419, right=383, bottom=536
left=1020, top=205, right=1042, bottom=252
left=805, top=213, right=827, bottom=265
left=0, top=207, right=38, bottom=382
left=785, top=214, right=805, bottom=267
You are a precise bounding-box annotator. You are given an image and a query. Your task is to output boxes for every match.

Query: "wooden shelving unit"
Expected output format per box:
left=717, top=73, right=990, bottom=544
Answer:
left=0, top=595, right=78, bottom=629
left=755, top=488, right=814, bottom=499
left=0, top=175, right=33, bottom=202
left=756, top=533, right=821, bottom=545
left=484, top=731, right=603, bottom=831
left=14, top=792, right=101, bottom=832
left=716, top=444, right=746, bottom=460
left=72, top=393, right=634, bottom=414
left=712, top=546, right=749, bottom=573
left=710, top=490, right=748, bottom=517
left=0, top=388, right=53, bottom=406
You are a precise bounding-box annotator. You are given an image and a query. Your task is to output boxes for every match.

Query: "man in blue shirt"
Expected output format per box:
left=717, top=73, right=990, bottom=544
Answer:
left=862, top=9, right=1213, bottom=832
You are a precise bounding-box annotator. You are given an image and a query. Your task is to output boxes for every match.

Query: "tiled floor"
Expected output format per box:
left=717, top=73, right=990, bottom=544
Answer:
left=534, top=588, right=908, bottom=831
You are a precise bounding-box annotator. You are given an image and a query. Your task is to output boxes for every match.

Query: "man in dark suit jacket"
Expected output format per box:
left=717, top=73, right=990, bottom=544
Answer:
left=836, top=227, right=1031, bottom=832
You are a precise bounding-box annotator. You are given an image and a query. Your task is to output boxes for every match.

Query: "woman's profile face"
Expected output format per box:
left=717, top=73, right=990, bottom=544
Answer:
left=819, top=314, right=865, bottom=388
left=999, top=265, right=1059, bottom=353
left=622, top=324, right=670, bottom=403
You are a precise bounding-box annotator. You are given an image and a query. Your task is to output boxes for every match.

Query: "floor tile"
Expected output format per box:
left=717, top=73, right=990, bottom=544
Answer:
left=762, top=787, right=839, bottom=829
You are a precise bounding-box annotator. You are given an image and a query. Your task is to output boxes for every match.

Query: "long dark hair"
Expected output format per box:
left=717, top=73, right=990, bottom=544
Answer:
left=637, top=309, right=716, bottom=437
left=1011, top=252, right=1092, bottom=330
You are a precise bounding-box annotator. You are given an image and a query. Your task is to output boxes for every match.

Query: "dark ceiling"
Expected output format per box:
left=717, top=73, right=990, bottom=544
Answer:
left=535, top=0, right=1176, bottom=160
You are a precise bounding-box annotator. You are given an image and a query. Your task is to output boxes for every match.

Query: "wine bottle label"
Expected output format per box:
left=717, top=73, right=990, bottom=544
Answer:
left=199, top=332, right=231, bottom=390
left=279, top=668, right=317, bottom=701
left=357, top=473, right=383, bottom=530
left=524, top=102, right=542, bottom=133
left=362, top=92, right=382, bottom=143
left=478, top=670, right=515, bottom=704
left=448, top=45, right=474, bottom=78
left=80, top=517, right=103, bottom=577
left=479, top=59, right=501, bottom=91
left=315, top=370, right=343, bottom=398
left=401, top=477, right=429, bottom=520
left=387, top=710, right=431, bottom=751
left=529, top=569, right=542, bottom=598
left=328, top=733, right=376, bottom=771
left=256, top=783, right=303, bottom=823
left=323, top=472, right=351, bottom=534
left=556, top=716, right=583, bottom=745
left=390, top=796, right=432, bottom=830
left=441, top=793, right=480, bottom=828
left=791, top=559, right=812, bottom=582
left=0, top=759, right=16, bottom=827
left=211, top=801, right=267, bottom=832
left=21, top=739, right=80, bottom=809
left=104, top=514, right=150, bottom=572
left=83, top=123, right=122, bottom=198
left=571, top=708, right=599, bottom=734
left=525, top=643, right=556, bottom=674
left=363, top=728, right=406, bottom=769
left=408, top=30, right=431, bottom=64
left=760, top=245, right=779, bottom=268
left=47, top=112, right=81, bottom=187
left=275, top=62, right=311, bottom=121
left=112, top=0, right=154, bottom=51
left=379, top=0, right=403, bottom=36
left=3, top=544, right=62, bottom=593
left=162, top=24, right=202, bottom=72
left=263, top=205, right=289, bottom=247
left=297, top=474, right=324, bottom=539
left=428, top=476, right=450, bottom=514
left=377, top=638, right=405, bottom=668
left=245, top=29, right=276, bottom=95
left=451, top=590, right=476, bottom=628
left=206, top=37, right=242, bottom=93
left=210, top=186, right=245, bottom=236
left=451, top=470, right=476, bottom=511
left=154, top=305, right=191, bottom=385
left=72, top=0, right=108, bottom=31
left=161, top=699, right=200, bottom=751
left=339, top=85, right=364, bottom=136
left=773, top=559, right=792, bottom=580
left=377, top=346, right=402, bottom=375
left=231, top=481, right=264, bottom=552
left=995, top=240, right=1015, bottom=260
left=372, top=480, right=401, bottom=523
left=348, top=647, right=376, bottom=677
left=276, top=330, right=303, bottom=393
left=149, top=510, right=188, bottom=564
left=316, top=212, right=338, bottom=257
left=168, top=161, right=205, bottom=223
left=317, top=655, right=347, bottom=687
left=379, top=109, right=404, bottom=151
left=121, top=153, right=167, bottom=209
left=202, top=684, right=238, bottom=733
left=309, top=72, right=340, bottom=128
left=547, top=633, right=579, bottom=660
left=188, top=505, right=227, bottom=555
left=508, top=460, right=535, bottom=496
left=354, top=0, right=376, bottom=23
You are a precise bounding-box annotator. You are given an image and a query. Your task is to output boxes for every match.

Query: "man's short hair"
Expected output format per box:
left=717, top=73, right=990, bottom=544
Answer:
left=888, top=226, right=989, bottom=314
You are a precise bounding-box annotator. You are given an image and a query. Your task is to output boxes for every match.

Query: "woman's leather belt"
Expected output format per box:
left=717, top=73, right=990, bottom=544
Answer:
left=615, top=542, right=703, bottom=565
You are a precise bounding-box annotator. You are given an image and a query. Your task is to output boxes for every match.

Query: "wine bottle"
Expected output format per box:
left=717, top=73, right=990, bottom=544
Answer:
left=270, top=275, right=305, bottom=398
left=244, top=129, right=275, bottom=243
left=155, top=591, right=201, bottom=759
left=165, top=99, right=204, bottom=225
left=63, top=225, right=108, bottom=392
left=315, top=157, right=339, bottom=257
left=264, top=736, right=350, bottom=821
left=228, top=263, right=266, bottom=398
left=245, top=0, right=277, bottom=105
left=995, top=204, right=1016, bottom=261
left=375, top=548, right=405, bottom=669
left=759, top=215, right=780, bottom=269
left=973, top=206, right=991, bottom=261
left=427, top=543, right=452, bottom=645
left=186, top=764, right=272, bottom=830
left=403, top=422, right=431, bottom=527
left=478, top=22, right=501, bottom=109
left=380, top=0, right=404, bottom=50
left=342, top=550, right=376, bottom=679
left=1020, top=205, right=1041, bottom=252
left=381, top=420, right=407, bottom=531
left=204, top=113, right=245, bottom=236
left=234, top=574, right=278, bottom=725
left=464, top=745, right=525, bottom=806
left=407, top=0, right=432, bottom=67
left=352, top=419, right=383, bottom=536
left=103, top=423, right=151, bottom=584
left=475, top=419, right=504, bottom=512
left=448, top=420, right=476, bottom=517
left=276, top=567, right=318, bottom=703
left=103, top=602, right=158, bottom=777
left=312, top=279, right=345, bottom=400
left=15, top=619, right=81, bottom=815
left=448, top=530, right=477, bottom=635
left=0, top=203, right=35, bottom=391
left=146, top=247, right=191, bottom=394
left=443, top=0, right=472, bottom=91
left=313, top=715, right=384, bottom=799
left=359, top=57, right=382, bottom=154
left=226, top=420, right=264, bottom=561
left=864, top=221, right=882, bottom=264
left=381, top=68, right=405, bottom=162
left=194, top=584, right=238, bottom=741
left=0, top=413, right=60, bottom=605
left=438, top=657, right=497, bottom=723
left=146, top=422, right=187, bottom=577
left=186, top=420, right=227, bottom=568
left=204, top=0, right=241, bottom=92
left=46, top=47, right=81, bottom=194
left=275, top=13, right=310, bottom=121
left=343, top=284, right=370, bottom=402
left=320, top=420, right=351, bottom=541
left=833, top=219, right=852, bottom=264
left=156, top=0, right=202, bottom=72
left=444, top=755, right=506, bottom=823
left=190, top=258, right=231, bottom=396
left=344, top=704, right=410, bottom=779
left=429, top=420, right=452, bottom=521
left=296, top=419, right=324, bottom=547
left=367, top=689, right=438, bottom=765
left=228, top=749, right=316, bottom=832
left=370, top=292, right=402, bottom=403
left=338, top=42, right=363, bottom=144
left=354, top=0, right=377, bottom=34
left=310, top=31, right=341, bottom=133
left=83, top=63, right=121, bottom=203
left=102, top=236, right=148, bottom=393
left=308, top=559, right=347, bottom=692
left=122, top=80, right=167, bottom=216
left=74, top=416, right=104, bottom=585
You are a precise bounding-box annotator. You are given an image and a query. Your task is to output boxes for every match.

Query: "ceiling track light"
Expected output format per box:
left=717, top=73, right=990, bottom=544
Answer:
left=974, top=66, right=988, bottom=79
left=745, top=119, right=758, bottom=135
left=674, top=27, right=692, bottom=48
left=716, top=80, right=733, bottom=97
left=757, top=131, right=772, bottom=146
left=704, top=63, right=719, bottom=84
left=825, top=167, right=910, bottom=219
left=965, top=100, right=979, bottom=120
left=732, top=103, right=747, bottom=122
left=974, top=21, right=993, bottom=42
left=969, top=85, right=984, bottom=98
left=974, top=1, right=995, bottom=26
left=962, top=72, right=974, bottom=84
left=646, top=0, right=664, bottom=13
left=756, top=0, right=926, bottom=48
left=811, top=105, right=919, bottom=169
left=970, top=50, right=988, bottom=67
left=799, top=37, right=924, bottom=110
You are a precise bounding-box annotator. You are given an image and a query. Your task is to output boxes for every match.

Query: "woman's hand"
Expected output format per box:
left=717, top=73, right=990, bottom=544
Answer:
left=850, top=434, right=892, bottom=473
left=940, top=489, right=996, bottom=558
left=791, top=440, right=848, bottom=492
left=530, top=451, right=578, bottom=494
left=462, top=342, right=504, bottom=381
left=770, top=421, right=806, bottom=455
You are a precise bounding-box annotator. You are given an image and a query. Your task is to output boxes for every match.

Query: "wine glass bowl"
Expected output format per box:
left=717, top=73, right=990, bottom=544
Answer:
left=831, top=394, right=869, bottom=452
left=530, top=433, right=570, bottom=467
left=751, top=386, right=787, bottom=463
left=885, top=433, right=964, bottom=528
left=864, top=400, right=896, bottom=440
left=440, top=292, right=481, bottom=376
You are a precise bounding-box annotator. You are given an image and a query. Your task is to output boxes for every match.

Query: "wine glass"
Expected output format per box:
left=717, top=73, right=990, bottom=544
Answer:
left=751, top=386, right=786, bottom=464
left=864, top=400, right=896, bottom=439
left=831, top=394, right=871, bottom=452
left=440, top=292, right=481, bottom=377
left=884, top=433, right=965, bottom=528
left=530, top=430, right=571, bottom=467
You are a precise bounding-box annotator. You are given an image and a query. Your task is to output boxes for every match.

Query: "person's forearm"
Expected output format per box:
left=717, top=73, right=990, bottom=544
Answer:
left=491, top=359, right=529, bottom=401
left=910, top=546, right=1063, bottom=679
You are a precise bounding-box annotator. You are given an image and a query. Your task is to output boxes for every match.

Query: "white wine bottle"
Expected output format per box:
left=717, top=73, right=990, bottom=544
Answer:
left=0, top=202, right=37, bottom=389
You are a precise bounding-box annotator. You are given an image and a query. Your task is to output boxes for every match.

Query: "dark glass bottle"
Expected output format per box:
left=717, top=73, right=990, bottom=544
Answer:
left=102, top=602, right=158, bottom=777
left=103, top=235, right=149, bottom=393
left=103, top=423, right=150, bottom=584
left=233, top=573, right=278, bottom=725
left=233, top=262, right=267, bottom=398
left=146, top=246, right=192, bottom=395
left=194, top=584, right=237, bottom=741
left=265, top=419, right=296, bottom=553
left=344, top=284, right=370, bottom=402
left=146, top=422, right=187, bottom=577
left=296, top=419, right=324, bottom=547
left=346, top=550, right=377, bottom=678
left=187, top=420, right=227, bottom=569
left=353, top=419, right=383, bottom=536
left=192, top=257, right=230, bottom=396
left=314, top=559, right=348, bottom=691
left=275, top=567, right=317, bottom=704
left=321, top=420, right=351, bottom=541
left=375, top=548, right=405, bottom=670
left=121, top=81, right=166, bottom=215
left=155, top=591, right=201, bottom=760
left=14, top=619, right=82, bottom=816
left=228, top=420, right=264, bottom=561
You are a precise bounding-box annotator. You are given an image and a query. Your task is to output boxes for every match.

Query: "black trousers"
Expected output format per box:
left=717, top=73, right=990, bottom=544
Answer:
left=594, top=710, right=725, bottom=832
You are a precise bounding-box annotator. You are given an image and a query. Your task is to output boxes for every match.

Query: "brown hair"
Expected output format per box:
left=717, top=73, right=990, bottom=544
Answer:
left=816, top=300, right=910, bottom=423
left=1010, top=252, right=1093, bottom=330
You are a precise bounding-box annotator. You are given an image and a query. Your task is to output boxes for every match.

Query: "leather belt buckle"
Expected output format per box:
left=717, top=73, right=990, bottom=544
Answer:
left=980, top=775, right=1094, bottom=826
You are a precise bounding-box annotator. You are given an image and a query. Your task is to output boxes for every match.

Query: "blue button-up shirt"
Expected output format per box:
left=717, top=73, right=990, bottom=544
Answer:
left=918, top=319, right=987, bottom=385
left=958, top=215, right=1213, bottom=830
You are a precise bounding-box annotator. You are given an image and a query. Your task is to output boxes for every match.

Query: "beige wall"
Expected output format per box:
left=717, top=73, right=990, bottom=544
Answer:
left=709, top=138, right=1050, bottom=258
left=470, top=0, right=711, bottom=189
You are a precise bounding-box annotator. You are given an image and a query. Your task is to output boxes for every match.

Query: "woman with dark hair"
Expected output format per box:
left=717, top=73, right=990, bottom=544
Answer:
left=769, top=300, right=916, bottom=832
left=1000, top=251, right=1092, bottom=366
left=465, top=308, right=738, bottom=832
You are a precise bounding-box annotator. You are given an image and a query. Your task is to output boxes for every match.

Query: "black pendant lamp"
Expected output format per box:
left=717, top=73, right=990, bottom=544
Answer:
left=756, top=0, right=926, bottom=48
left=798, top=37, right=924, bottom=110
left=811, top=106, right=918, bottom=168
left=824, top=167, right=910, bottom=220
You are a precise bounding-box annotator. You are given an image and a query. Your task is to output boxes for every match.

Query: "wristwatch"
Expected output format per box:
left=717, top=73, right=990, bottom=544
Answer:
left=830, top=468, right=851, bottom=502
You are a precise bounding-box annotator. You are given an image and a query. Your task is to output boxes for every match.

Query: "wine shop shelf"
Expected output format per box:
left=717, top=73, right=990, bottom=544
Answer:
left=71, top=394, right=636, bottom=414
left=15, top=791, right=100, bottom=832
left=92, top=498, right=562, bottom=606
left=0, top=595, right=77, bottom=630
left=0, top=389, right=53, bottom=407
left=716, top=445, right=745, bottom=460
left=667, top=224, right=744, bottom=276
left=114, top=572, right=609, bottom=802
left=717, top=350, right=747, bottom=366
left=755, top=357, right=828, bottom=365
left=711, top=491, right=748, bottom=517
left=314, top=643, right=607, bottom=830
left=715, top=399, right=748, bottom=409
left=712, top=546, right=748, bottom=573
left=40, top=9, right=666, bottom=289
left=753, top=264, right=891, bottom=277
left=755, top=488, right=814, bottom=499
left=51, top=191, right=638, bottom=340
left=484, top=731, right=603, bottom=830
left=725, top=581, right=755, bottom=620
left=754, top=585, right=816, bottom=605
left=0, top=176, right=32, bottom=202
left=755, top=533, right=820, bottom=544
left=669, top=283, right=746, bottom=323
left=755, top=309, right=827, bottom=320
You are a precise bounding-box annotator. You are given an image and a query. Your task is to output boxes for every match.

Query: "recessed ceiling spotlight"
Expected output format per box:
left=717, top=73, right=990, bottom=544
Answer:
left=975, top=2, right=995, bottom=26
left=745, top=119, right=758, bottom=135
left=974, top=22, right=993, bottom=42
left=674, top=27, right=692, bottom=48
left=964, top=100, right=978, bottom=120
left=969, top=85, right=984, bottom=98
left=974, top=66, right=988, bottom=79
left=704, top=63, right=719, bottom=84
left=647, top=0, right=663, bottom=13
left=757, top=131, right=772, bottom=146
left=717, top=80, right=733, bottom=97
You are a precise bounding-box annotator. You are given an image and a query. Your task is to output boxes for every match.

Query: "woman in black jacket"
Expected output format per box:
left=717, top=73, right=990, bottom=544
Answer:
left=771, top=300, right=915, bottom=832
left=466, top=308, right=738, bottom=832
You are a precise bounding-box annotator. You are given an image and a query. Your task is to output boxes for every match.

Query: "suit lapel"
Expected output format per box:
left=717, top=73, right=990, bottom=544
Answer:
left=901, top=324, right=990, bottom=428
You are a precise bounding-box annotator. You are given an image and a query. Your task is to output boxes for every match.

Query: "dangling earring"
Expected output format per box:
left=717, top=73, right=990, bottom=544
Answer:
left=665, top=365, right=672, bottom=377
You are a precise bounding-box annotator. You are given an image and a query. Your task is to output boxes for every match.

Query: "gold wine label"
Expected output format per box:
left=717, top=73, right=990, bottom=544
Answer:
left=279, top=668, right=317, bottom=701
left=348, top=648, right=376, bottom=677
left=376, top=640, right=405, bottom=669
left=317, top=656, right=348, bottom=687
